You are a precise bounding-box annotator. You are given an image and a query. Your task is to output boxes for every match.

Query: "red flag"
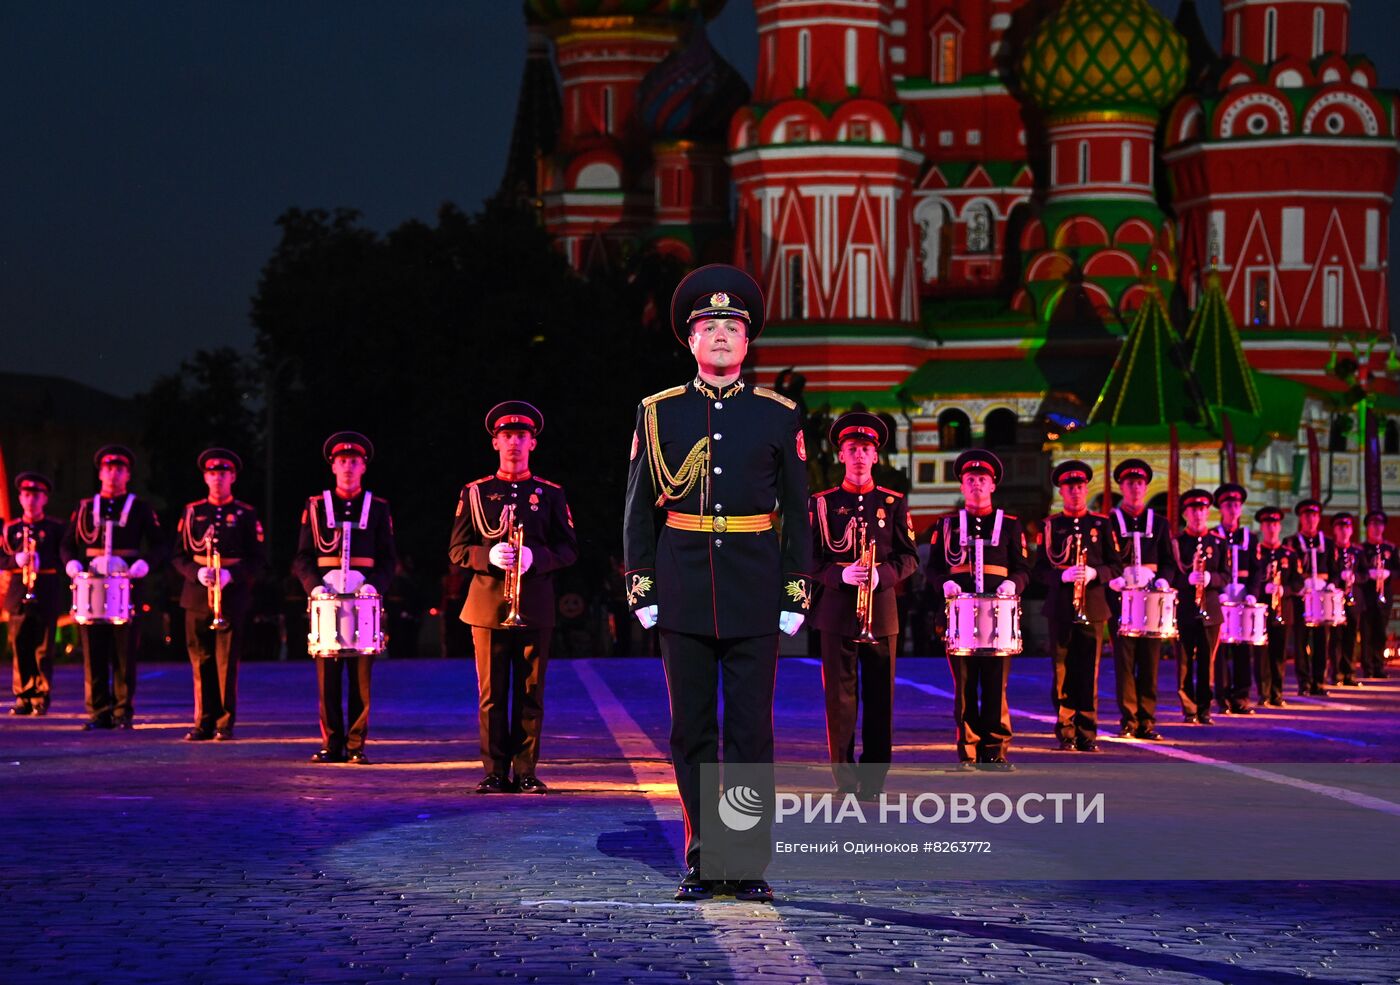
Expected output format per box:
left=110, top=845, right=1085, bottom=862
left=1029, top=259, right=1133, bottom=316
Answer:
left=0, top=442, right=11, bottom=521
left=1103, top=429, right=1113, bottom=513
left=1169, top=424, right=1180, bottom=530
left=1222, top=412, right=1238, bottom=483
left=1307, top=426, right=1321, bottom=501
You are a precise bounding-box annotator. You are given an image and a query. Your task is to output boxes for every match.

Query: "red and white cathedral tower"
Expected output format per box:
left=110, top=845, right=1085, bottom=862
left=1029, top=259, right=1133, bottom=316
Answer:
left=1164, top=0, right=1399, bottom=389
left=728, top=0, right=924, bottom=392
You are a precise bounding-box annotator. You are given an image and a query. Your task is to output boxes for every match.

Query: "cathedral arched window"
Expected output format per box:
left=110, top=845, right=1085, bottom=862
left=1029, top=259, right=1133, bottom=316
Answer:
left=1078, top=141, right=1090, bottom=184
left=1385, top=419, right=1399, bottom=455
left=966, top=203, right=994, bottom=254
left=1264, top=8, right=1278, bottom=63
left=935, top=33, right=959, bottom=84
left=984, top=408, right=1018, bottom=449
left=915, top=198, right=953, bottom=282
left=845, top=29, right=858, bottom=89
left=798, top=30, right=811, bottom=90
left=784, top=250, right=806, bottom=319
left=1313, top=7, right=1326, bottom=58
left=937, top=409, right=972, bottom=451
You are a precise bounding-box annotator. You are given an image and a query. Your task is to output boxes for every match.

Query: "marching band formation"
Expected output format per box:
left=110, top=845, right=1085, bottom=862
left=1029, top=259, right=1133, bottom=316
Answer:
left=1, top=263, right=1396, bottom=903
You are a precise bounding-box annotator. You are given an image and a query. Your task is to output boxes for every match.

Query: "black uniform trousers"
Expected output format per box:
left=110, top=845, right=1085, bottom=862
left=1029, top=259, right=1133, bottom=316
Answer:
left=9, top=611, right=55, bottom=711
left=1256, top=622, right=1287, bottom=704
left=1049, top=620, right=1103, bottom=742
left=471, top=626, right=550, bottom=778
left=79, top=622, right=138, bottom=724
left=186, top=610, right=244, bottom=733
left=1177, top=622, right=1217, bottom=719
left=315, top=655, right=373, bottom=754
left=660, top=630, right=777, bottom=877
left=1294, top=624, right=1329, bottom=694
left=818, top=632, right=894, bottom=794
left=1215, top=643, right=1253, bottom=712
left=1360, top=608, right=1389, bottom=677
left=1113, top=633, right=1160, bottom=733
left=947, top=654, right=1012, bottom=762
left=1327, top=609, right=1359, bottom=684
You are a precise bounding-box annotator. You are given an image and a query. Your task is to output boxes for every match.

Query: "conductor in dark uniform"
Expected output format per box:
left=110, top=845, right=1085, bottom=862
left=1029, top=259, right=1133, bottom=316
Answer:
left=1104, top=459, right=1178, bottom=740
left=1033, top=461, right=1120, bottom=752
left=172, top=449, right=266, bottom=741
left=1173, top=489, right=1229, bottom=723
left=1, top=472, right=66, bottom=716
left=292, top=432, right=397, bottom=764
left=623, top=264, right=812, bottom=903
left=61, top=445, right=167, bottom=730
left=924, top=450, right=1031, bottom=769
left=809, top=412, right=918, bottom=801
left=449, top=401, right=578, bottom=795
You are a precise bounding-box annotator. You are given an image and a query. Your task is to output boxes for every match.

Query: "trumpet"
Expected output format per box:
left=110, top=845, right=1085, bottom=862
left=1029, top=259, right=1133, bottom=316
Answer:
left=1193, top=542, right=1208, bottom=616
left=1343, top=548, right=1356, bottom=608
left=1268, top=560, right=1285, bottom=625
left=1071, top=533, right=1090, bottom=625
left=209, top=546, right=228, bottom=631
left=853, top=520, right=878, bottom=644
left=501, top=505, right=527, bottom=628
left=20, top=525, right=37, bottom=606
left=1377, top=547, right=1389, bottom=608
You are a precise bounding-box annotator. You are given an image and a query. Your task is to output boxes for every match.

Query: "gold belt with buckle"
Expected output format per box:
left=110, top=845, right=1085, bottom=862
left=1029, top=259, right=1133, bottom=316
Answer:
left=950, top=563, right=1008, bottom=577
left=665, top=512, right=773, bottom=534
left=318, top=556, right=376, bottom=567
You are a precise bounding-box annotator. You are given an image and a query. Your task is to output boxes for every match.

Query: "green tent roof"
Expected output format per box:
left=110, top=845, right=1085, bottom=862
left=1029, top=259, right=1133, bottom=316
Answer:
left=1088, top=287, right=1210, bottom=428
left=1186, top=270, right=1262, bottom=415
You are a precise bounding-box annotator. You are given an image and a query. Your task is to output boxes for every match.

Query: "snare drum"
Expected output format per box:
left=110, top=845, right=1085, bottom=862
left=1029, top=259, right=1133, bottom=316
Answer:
left=945, top=593, right=1022, bottom=656
left=1303, top=587, right=1346, bottom=628
left=1118, top=587, right=1179, bottom=640
left=307, top=587, right=384, bottom=657
left=71, top=572, right=133, bottom=626
left=1220, top=601, right=1268, bottom=646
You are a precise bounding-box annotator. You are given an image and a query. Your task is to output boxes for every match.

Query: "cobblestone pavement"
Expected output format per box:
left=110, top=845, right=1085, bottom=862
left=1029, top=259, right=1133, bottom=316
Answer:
left=3, top=652, right=1398, bottom=984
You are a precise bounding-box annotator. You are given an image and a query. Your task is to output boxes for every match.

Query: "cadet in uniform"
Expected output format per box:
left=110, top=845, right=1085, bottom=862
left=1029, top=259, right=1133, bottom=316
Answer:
left=449, top=401, right=578, bottom=795
left=61, top=445, right=167, bottom=730
left=623, top=264, right=812, bottom=903
left=1289, top=499, right=1334, bottom=697
left=1252, top=506, right=1297, bottom=707
left=808, top=412, right=918, bottom=800
left=1034, top=461, right=1120, bottom=752
left=1327, top=512, right=1363, bottom=687
left=0, top=472, right=66, bottom=715
left=1212, top=483, right=1256, bottom=714
left=1172, top=489, right=1228, bottom=724
left=1105, top=459, right=1177, bottom=740
left=292, top=432, right=397, bottom=764
left=1359, top=510, right=1394, bottom=678
left=172, top=449, right=266, bottom=741
left=925, top=450, right=1031, bottom=769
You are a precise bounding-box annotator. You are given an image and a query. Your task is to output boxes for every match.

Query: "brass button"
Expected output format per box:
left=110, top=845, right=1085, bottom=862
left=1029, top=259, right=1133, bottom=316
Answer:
left=713, top=516, right=729, bottom=534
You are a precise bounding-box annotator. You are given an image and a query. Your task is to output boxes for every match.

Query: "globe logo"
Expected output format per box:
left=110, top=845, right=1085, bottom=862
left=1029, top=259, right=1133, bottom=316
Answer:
left=717, top=785, right=765, bottom=831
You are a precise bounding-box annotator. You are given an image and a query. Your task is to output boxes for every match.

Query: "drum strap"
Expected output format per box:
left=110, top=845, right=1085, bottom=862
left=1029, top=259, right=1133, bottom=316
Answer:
left=957, top=509, right=1003, bottom=550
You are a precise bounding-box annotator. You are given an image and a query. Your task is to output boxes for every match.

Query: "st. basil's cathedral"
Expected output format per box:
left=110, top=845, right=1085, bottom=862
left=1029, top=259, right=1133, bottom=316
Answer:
left=501, top=0, right=1399, bottom=528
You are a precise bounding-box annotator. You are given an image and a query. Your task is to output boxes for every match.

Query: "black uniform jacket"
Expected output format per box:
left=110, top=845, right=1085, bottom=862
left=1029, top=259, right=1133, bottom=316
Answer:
left=924, top=507, right=1032, bottom=605
left=1171, top=531, right=1230, bottom=628
left=1251, top=541, right=1300, bottom=625
left=1034, top=512, right=1122, bottom=625
left=0, top=516, right=67, bottom=618
left=448, top=471, right=578, bottom=629
left=1359, top=540, right=1396, bottom=613
left=623, top=376, right=812, bottom=638
left=60, top=493, right=168, bottom=603
left=291, top=489, right=397, bottom=596
left=172, top=498, right=267, bottom=615
left=809, top=480, right=918, bottom=636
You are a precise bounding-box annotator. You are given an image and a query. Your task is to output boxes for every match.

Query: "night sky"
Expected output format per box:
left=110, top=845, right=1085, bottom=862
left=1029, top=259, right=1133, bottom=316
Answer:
left=5, top=2, right=1397, bottom=397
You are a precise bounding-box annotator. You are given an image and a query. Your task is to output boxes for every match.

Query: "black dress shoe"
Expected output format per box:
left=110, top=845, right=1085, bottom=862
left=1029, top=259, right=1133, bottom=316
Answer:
left=31, top=704, right=48, bottom=716
left=515, top=775, right=548, bottom=794
left=1135, top=729, right=1163, bottom=741
left=184, top=729, right=214, bottom=742
left=1197, top=713, right=1214, bottom=725
left=1116, top=726, right=1134, bottom=738
left=734, top=879, right=774, bottom=903
left=81, top=718, right=115, bottom=731
left=346, top=751, right=370, bottom=765
left=856, top=787, right=883, bottom=804
left=1310, top=686, right=1328, bottom=697
left=1075, top=738, right=1100, bottom=753
left=953, top=760, right=977, bottom=772
left=114, top=719, right=134, bottom=730
left=1183, top=714, right=1197, bottom=724
left=675, top=867, right=715, bottom=901
left=1341, top=679, right=1361, bottom=687
left=978, top=757, right=1016, bottom=772
left=1057, top=737, right=1076, bottom=751
left=214, top=729, right=234, bottom=741
left=310, top=748, right=345, bottom=763
left=10, top=702, right=32, bottom=716
left=1231, top=705, right=1254, bottom=715
left=475, top=773, right=511, bottom=794
left=1266, top=698, right=1285, bottom=707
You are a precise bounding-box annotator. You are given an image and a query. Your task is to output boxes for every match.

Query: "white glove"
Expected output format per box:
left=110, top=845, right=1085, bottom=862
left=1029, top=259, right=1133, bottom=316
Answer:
left=1084, top=566, right=1097, bottom=583
left=1304, top=577, right=1327, bottom=592
left=357, top=582, right=378, bottom=596
left=91, top=555, right=128, bottom=576
left=1264, top=581, right=1280, bottom=596
left=322, top=569, right=365, bottom=594
left=1061, top=566, right=1094, bottom=584
left=840, top=564, right=878, bottom=589
left=996, top=579, right=1016, bottom=597
left=310, top=585, right=331, bottom=599
left=634, top=604, right=658, bottom=629
left=1223, top=583, right=1246, bottom=603
left=517, top=546, right=534, bottom=572
left=489, top=542, right=517, bottom=570
left=1153, top=578, right=1171, bottom=591
left=1245, top=594, right=1257, bottom=605
left=197, top=566, right=232, bottom=589
left=127, top=559, right=149, bottom=579
left=1342, top=569, right=1355, bottom=585
left=1188, top=570, right=1210, bottom=587
left=1369, top=568, right=1391, bottom=580
left=779, top=611, right=805, bottom=636
left=1108, top=577, right=1126, bottom=593
left=942, top=579, right=961, bottom=598
left=13, top=551, right=32, bottom=568
left=65, top=559, right=85, bottom=579
left=1122, top=565, right=1151, bottom=589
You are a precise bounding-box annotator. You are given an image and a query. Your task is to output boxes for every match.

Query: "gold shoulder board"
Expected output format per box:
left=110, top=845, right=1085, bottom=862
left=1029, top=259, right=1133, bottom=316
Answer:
left=753, top=386, right=797, bottom=410
left=642, top=385, right=687, bottom=408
